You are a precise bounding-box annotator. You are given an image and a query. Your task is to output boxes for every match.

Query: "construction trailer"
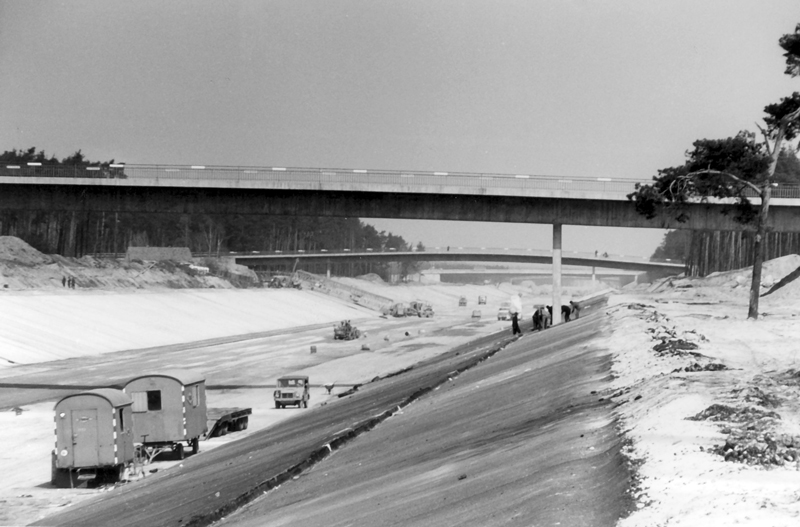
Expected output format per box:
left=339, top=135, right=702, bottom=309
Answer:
left=52, top=388, right=135, bottom=487
left=123, top=370, right=207, bottom=459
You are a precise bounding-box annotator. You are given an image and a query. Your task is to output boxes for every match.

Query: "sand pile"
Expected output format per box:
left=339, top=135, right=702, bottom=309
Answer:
left=650, top=254, right=800, bottom=301
left=701, top=254, right=800, bottom=289
left=0, top=236, right=258, bottom=290
left=0, top=236, right=52, bottom=265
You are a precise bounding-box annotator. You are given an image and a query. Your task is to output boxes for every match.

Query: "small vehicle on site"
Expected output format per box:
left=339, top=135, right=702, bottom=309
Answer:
left=458, top=296, right=467, bottom=307
left=274, top=376, right=310, bottom=409
left=388, top=302, right=408, bottom=317
left=471, top=310, right=481, bottom=319
left=334, top=320, right=361, bottom=340
left=268, top=274, right=300, bottom=289
left=497, top=302, right=512, bottom=320
left=406, top=300, right=434, bottom=318
left=478, top=295, right=487, bottom=305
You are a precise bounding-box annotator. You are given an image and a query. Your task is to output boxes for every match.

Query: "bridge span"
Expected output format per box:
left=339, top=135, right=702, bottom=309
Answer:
left=234, top=248, right=684, bottom=276
left=2, top=164, right=799, bottom=232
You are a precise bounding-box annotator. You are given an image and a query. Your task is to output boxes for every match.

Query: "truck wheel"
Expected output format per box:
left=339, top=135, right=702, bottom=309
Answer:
left=240, top=417, right=249, bottom=430
left=275, top=402, right=281, bottom=409
left=113, top=464, right=126, bottom=483
left=175, top=443, right=185, bottom=460
left=218, top=423, right=228, bottom=436
left=191, top=437, right=200, bottom=454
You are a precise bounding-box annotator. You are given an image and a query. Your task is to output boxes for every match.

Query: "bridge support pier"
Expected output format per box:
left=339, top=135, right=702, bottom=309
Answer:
left=552, top=223, right=562, bottom=326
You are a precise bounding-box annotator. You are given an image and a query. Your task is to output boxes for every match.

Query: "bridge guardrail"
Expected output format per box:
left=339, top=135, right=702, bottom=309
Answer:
left=5, top=164, right=799, bottom=200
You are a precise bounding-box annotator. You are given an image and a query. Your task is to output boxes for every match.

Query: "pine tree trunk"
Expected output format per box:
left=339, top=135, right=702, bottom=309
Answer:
left=748, top=186, right=770, bottom=319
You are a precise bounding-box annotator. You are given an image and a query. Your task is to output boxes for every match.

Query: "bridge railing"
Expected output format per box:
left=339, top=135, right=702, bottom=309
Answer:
left=234, top=246, right=683, bottom=265
left=5, top=163, right=800, bottom=199
left=0, top=163, right=651, bottom=197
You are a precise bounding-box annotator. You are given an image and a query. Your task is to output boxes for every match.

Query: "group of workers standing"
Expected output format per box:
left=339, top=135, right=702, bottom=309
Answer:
left=511, top=300, right=580, bottom=335
left=62, top=276, right=76, bottom=288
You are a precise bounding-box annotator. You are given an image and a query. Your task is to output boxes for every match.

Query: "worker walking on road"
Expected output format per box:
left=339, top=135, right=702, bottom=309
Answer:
left=511, top=311, right=521, bottom=335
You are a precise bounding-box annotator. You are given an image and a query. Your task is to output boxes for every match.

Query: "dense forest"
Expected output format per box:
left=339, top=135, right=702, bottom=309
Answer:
left=0, top=148, right=420, bottom=279
left=651, top=148, right=800, bottom=276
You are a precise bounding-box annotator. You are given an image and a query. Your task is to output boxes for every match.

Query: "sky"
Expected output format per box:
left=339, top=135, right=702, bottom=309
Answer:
left=1, top=0, right=798, bottom=257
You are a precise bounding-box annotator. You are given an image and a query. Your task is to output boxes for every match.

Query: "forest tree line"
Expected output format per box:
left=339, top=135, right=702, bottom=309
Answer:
left=0, top=148, right=420, bottom=279
left=651, top=148, right=800, bottom=276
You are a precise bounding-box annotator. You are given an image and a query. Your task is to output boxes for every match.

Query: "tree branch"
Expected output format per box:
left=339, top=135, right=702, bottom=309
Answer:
left=755, top=122, right=773, bottom=157
left=683, top=168, right=761, bottom=193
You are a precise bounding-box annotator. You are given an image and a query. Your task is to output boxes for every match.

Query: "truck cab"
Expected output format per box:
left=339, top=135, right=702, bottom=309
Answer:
left=274, top=376, right=310, bottom=409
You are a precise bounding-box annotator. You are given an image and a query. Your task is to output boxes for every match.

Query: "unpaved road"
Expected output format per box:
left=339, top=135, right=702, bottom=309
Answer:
left=218, top=310, right=630, bottom=527
left=35, top=306, right=629, bottom=527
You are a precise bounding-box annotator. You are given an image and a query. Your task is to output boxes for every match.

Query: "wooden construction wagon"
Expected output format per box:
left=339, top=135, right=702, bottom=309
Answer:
left=123, top=370, right=207, bottom=459
left=51, top=388, right=135, bottom=487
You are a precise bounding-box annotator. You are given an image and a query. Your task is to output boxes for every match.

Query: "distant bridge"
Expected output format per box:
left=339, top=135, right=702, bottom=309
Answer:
left=234, top=247, right=684, bottom=275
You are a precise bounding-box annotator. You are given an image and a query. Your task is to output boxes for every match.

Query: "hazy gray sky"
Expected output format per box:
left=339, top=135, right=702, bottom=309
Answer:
left=1, top=1, right=797, bottom=256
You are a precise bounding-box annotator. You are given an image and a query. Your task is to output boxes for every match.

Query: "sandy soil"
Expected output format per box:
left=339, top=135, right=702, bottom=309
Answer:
left=2, top=236, right=800, bottom=526
left=608, top=283, right=800, bottom=526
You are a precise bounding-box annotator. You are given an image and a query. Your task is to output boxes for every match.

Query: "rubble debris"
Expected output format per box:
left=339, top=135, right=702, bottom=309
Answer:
left=733, top=386, right=782, bottom=408
left=652, top=339, right=699, bottom=356
left=713, top=432, right=800, bottom=467
left=680, top=362, right=728, bottom=373
left=687, top=403, right=781, bottom=423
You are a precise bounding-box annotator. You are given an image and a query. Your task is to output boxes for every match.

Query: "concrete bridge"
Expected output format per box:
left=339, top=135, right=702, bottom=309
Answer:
left=234, top=247, right=684, bottom=275
left=2, top=163, right=797, bottom=322
left=2, top=164, right=799, bottom=231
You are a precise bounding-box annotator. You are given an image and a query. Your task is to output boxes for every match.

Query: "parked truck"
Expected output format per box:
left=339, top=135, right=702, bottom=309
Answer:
left=406, top=300, right=434, bottom=317
left=274, top=375, right=310, bottom=409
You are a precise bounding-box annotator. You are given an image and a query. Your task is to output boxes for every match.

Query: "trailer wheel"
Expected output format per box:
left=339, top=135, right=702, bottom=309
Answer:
left=191, top=437, right=199, bottom=454
left=113, top=464, right=126, bottom=483
left=218, top=423, right=228, bottom=436
left=175, top=443, right=185, bottom=460
left=240, top=417, right=249, bottom=430
left=50, top=451, right=57, bottom=485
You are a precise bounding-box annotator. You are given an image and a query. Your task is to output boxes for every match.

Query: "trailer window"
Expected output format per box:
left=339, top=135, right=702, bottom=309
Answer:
left=147, top=390, right=162, bottom=411
left=191, top=385, right=200, bottom=408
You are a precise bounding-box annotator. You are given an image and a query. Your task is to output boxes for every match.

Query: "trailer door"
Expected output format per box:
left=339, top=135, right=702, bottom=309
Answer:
left=71, top=409, right=99, bottom=467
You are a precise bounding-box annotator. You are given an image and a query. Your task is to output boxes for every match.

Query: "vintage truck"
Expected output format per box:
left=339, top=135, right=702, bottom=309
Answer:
left=274, top=375, right=310, bottom=409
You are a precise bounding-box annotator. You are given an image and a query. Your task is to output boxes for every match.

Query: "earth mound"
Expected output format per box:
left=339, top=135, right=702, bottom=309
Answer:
left=0, top=236, right=52, bottom=266
left=0, top=236, right=259, bottom=290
